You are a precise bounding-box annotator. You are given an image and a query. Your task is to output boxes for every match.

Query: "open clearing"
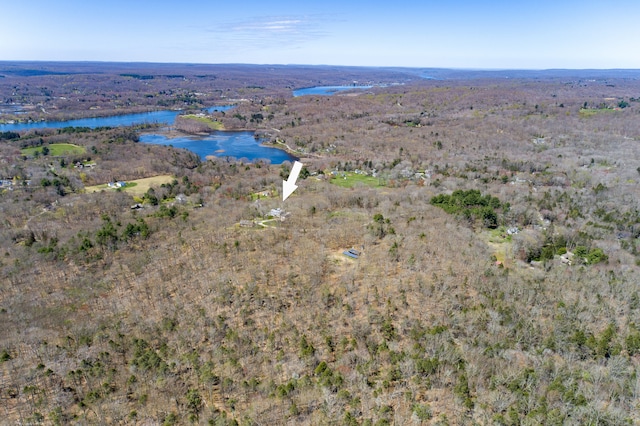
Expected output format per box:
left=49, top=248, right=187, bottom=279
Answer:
left=480, top=227, right=514, bottom=265
left=181, top=115, right=224, bottom=130
left=85, top=175, right=175, bottom=196
left=579, top=107, right=618, bottom=117
left=329, top=171, right=385, bottom=188
left=21, top=143, right=85, bottom=156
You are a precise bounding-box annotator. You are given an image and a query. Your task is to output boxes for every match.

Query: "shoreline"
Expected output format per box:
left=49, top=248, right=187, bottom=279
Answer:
left=0, top=104, right=233, bottom=129
left=0, top=106, right=179, bottom=125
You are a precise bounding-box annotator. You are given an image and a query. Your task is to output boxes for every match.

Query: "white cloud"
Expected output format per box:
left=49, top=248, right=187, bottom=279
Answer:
left=206, top=15, right=332, bottom=50
left=235, top=19, right=303, bottom=32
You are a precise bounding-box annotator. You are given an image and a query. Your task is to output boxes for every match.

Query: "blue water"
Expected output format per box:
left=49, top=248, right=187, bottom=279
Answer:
left=0, top=104, right=293, bottom=164
left=205, top=105, right=234, bottom=113
left=140, top=132, right=296, bottom=164
left=0, top=105, right=234, bottom=132
left=293, top=85, right=372, bottom=97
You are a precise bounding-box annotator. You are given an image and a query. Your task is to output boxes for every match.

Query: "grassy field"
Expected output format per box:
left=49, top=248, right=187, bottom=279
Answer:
left=329, top=171, right=386, bottom=188
left=21, top=143, right=85, bottom=156
left=181, top=114, right=224, bottom=130
left=85, top=175, right=175, bottom=196
left=250, top=190, right=275, bottom=200
left=579, top=107, right=617, bottom=117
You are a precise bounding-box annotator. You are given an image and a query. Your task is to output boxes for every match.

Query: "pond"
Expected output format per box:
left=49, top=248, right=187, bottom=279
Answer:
left=139, top=132, right=296, bottom=165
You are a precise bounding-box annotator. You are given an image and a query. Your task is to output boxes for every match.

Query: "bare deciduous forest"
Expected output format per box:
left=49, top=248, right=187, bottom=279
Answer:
left=1, top=63, right=640, bottom=425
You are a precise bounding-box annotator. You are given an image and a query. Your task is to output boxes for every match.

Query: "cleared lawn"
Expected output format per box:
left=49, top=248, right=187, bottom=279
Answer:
left=579, top=108, right=617, bottom=117
left=85, top=175, right=175, bottom=196
left=329, top=172, right=386, bottom=188
left=250, top=190, right=275, bottom=200
left=21, top=143, right=85, bottom=156
left=181, top=115, right=224, bottom=130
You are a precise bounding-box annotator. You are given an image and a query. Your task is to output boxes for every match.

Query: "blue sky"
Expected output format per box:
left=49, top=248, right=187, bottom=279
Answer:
left=2, top=0, right=639, bottom=69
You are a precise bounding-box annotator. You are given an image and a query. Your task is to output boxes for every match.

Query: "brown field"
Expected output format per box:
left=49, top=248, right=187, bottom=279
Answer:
left=84, top=174, right=175, bottom=196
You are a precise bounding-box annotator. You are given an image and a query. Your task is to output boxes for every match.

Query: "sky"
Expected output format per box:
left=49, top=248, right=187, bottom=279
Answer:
left=2, top=0, right=640, bottom=69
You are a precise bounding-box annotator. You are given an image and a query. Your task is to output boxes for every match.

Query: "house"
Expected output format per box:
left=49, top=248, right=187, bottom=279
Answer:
left=108, top=181, right=126, bottom=189
left=560, top=252, right=573, bottom=266
left=269, top=208, right=291, bottom=221
left=506, top=227, right=519, bottom=235
left=269, top=208, right=283, bottom=218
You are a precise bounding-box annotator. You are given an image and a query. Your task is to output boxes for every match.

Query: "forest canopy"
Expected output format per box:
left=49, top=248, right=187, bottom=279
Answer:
left=1, top=63, right=640, bottom=425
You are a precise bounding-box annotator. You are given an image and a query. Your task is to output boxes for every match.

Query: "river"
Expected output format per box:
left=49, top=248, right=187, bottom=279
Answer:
left=0, top=106, right=233, bottom=132
left=0, top=85, right=371, bottom=131
left=293, top=85, right=372, bottom=97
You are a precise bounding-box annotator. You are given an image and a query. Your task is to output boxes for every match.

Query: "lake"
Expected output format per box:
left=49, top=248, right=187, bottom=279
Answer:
left=0, top=105, right=234, bottom=132
left=139, top=132, right=296, bottom=164
left=0, top=104, right=293, bottom=164
left=293, top=85, right=372, bottom=97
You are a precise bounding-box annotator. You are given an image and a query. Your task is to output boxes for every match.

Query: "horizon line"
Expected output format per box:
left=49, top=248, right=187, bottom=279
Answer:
left=1, top=60, right=640, bottom=73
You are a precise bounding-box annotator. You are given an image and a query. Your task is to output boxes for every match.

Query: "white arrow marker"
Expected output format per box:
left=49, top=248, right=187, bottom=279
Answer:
left=282, top=160, right=303, bottom=201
